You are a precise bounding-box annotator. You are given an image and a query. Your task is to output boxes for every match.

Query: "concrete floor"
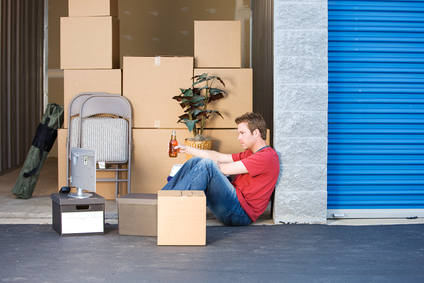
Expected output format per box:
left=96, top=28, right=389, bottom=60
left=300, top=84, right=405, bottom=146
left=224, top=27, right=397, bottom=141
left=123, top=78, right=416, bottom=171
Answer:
left=1, top=223, right=424, bottom=283
left=2, top=158, right=424, bottom=282
left=0, top=157, right=274, bottom=226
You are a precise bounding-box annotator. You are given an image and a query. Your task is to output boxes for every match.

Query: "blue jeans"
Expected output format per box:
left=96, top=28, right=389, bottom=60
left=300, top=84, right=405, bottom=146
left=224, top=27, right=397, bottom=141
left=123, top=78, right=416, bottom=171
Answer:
left=162, top=157, right=252, bottom=226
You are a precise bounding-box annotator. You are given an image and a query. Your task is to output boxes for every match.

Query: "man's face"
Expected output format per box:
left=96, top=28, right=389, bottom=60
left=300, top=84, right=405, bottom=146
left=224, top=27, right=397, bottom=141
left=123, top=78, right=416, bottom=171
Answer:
left=237, top=122, right=255, bottom=150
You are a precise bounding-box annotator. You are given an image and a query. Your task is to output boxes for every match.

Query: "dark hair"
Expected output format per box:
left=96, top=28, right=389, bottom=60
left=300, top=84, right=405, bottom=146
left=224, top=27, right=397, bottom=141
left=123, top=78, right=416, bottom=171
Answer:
left=235, top=112, right=267, bottom=140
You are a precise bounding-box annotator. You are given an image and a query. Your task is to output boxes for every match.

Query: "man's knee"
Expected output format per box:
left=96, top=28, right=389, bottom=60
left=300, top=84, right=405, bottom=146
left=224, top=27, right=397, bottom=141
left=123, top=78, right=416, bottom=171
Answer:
left=188, top=156, right=202, bottom=163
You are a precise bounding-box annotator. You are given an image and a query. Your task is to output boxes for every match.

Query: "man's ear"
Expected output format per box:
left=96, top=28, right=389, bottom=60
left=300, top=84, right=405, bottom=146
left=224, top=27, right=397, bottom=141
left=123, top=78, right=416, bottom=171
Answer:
left=253, top=129, right=261, bottom=137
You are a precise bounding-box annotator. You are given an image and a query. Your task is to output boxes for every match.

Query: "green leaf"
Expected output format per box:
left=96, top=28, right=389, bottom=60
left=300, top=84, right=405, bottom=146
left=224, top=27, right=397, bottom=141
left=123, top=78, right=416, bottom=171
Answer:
left=189, top=96, right=205, bottom=104
left=182, top=88, right=193, bottom=97
left=183, top=119, right=199, bottom=132
left=191, top=108, right=202, bottom=116
left=209, top=88, right=227, bottom=95
left=210, top=110, right=224, bottom=119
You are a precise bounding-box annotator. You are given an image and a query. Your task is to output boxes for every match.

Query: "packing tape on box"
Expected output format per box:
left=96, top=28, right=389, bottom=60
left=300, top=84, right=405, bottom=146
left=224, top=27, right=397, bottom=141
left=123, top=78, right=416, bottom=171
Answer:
left=155, top=56, right=161, bottom=66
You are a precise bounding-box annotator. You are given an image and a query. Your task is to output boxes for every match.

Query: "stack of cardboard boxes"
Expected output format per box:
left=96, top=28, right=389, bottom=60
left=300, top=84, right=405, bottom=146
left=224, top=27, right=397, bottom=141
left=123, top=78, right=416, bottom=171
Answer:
left=58, top=2, right=253, bottom=199
left=57, top=0, right=124, bottom=199
left=125, top=21, right=253, bottom=197
left=56, top=2, right=253, bottom=245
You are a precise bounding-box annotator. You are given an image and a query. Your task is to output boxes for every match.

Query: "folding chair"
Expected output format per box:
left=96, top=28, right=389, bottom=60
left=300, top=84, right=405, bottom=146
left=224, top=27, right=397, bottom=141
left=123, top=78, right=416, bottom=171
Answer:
left=66, top=92, right=132, bottom=200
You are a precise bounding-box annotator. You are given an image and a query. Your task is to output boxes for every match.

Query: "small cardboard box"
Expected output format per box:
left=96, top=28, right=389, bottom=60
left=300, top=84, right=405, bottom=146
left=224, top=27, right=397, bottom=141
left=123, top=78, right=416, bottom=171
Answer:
left=68, top=0, right=118, bottom=17
left=123, top=56, right=193, bottom=128
left=60, top=16, right=120, bottom=69
left=51, top=192, right=105, bottom=236
left=63, top=69, right=122, bottom=128
left=117, top=193, right=158, bottom=236
left=157, top=190, right=206, bottom=245
left=194, top=21, right=241, bottom=68
left=194, top=68, right=253, bottom=128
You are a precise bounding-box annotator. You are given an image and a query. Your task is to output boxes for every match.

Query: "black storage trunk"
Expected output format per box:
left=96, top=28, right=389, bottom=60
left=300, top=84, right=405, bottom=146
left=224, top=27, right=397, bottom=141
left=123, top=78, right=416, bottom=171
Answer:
left=51, top=193, right=105, bottom=236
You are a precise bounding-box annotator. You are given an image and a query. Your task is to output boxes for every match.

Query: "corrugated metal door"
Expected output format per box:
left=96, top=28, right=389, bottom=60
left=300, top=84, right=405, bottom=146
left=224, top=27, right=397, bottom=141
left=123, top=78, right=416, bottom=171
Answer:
left=327, top=1, right=424, bottom=218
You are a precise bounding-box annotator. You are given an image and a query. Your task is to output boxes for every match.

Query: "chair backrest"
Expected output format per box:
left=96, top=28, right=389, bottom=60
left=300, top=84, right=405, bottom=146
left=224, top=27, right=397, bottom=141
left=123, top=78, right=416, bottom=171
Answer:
left=79, top=95, right=132, bottom=120
left=68, top=92, right=112, bottom=117
left=79, top=94, right=132, bottom=162
left=67, top=93, right=132, bottom=162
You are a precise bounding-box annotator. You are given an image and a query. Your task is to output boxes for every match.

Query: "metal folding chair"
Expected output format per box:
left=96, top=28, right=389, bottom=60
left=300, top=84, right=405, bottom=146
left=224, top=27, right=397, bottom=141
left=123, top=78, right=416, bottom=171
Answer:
left=66, top=92, right=132, bottom=200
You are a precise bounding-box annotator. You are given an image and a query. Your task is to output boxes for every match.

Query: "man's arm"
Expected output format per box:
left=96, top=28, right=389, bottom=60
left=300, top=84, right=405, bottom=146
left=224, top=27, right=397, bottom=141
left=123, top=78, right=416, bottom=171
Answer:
left=218, top=160, right=248, bottom=175
left=176, top=144, right=233, bottom=163
left=176, top=144, right=249, bottom=175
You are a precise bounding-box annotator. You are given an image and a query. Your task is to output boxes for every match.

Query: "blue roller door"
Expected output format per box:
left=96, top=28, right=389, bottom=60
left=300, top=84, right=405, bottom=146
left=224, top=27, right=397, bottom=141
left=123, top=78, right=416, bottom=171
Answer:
left=327, top=1, right=424, bottom=217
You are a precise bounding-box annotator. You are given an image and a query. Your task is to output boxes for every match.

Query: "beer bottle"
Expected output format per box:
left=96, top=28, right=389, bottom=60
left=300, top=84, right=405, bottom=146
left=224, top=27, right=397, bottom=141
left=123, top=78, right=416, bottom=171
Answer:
left=168, top=130, right=178, bottom=158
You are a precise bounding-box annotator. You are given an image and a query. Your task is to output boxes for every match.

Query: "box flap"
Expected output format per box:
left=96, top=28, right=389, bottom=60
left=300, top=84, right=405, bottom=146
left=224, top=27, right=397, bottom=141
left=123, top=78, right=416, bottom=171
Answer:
left=158, top=190, right=205, bottom=197
left=158, top=190, right=182, bottom=197
left=181, top=191, right=205, bottom=197
left=117, top=193, right=158, bottom=205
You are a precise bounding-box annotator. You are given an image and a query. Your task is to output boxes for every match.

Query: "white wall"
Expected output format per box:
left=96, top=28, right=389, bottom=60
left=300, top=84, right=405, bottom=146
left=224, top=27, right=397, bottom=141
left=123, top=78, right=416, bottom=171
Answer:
left=273, top=0, right=328, bottom=223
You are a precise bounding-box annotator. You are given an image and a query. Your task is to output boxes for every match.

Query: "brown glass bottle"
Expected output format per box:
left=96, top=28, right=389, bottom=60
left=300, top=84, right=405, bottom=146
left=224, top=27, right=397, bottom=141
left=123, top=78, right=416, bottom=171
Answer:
left=168, top=130, right=178, bottom=157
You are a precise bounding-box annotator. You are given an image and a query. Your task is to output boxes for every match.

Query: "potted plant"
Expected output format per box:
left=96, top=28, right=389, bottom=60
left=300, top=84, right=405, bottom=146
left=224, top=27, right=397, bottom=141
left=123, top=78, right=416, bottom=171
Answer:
left=172, top=73, right=227, bottom=158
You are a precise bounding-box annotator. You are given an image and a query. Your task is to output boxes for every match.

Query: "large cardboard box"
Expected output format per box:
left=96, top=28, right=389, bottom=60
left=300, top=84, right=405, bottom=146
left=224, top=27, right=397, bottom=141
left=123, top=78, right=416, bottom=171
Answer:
left=60, top=16, right=120, bottom=69
left=157, top=190, right=206, bottom=246
left=194, top=21, right=241, bottom=68
left=63, top=69, right=122, bottom=128
left=194, top=68, right=253, bottom=128
left=68, top=0, right=118, bottom=17
left=131, top=128, right=249, bottom=194
left=117, top=193, right=157, bottom=236
left=57, top=129, right=127, bottom=200
left=123, top=56, right=193, bottom=128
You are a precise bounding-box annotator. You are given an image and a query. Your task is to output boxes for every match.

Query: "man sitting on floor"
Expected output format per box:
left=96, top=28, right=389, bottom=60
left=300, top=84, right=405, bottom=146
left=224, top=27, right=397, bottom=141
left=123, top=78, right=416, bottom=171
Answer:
left=162, top=112, right=280, bottom=226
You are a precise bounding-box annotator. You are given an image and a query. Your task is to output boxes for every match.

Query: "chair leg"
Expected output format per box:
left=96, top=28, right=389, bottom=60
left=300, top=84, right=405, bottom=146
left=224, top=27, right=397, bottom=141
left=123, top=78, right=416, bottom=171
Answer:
left=115, top=165, right=119, bottom=202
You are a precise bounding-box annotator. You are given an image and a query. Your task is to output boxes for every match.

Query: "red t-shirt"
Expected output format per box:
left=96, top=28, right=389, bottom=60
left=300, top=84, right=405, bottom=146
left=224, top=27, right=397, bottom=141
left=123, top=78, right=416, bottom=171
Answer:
left=231, top=147, right=280, bottom=222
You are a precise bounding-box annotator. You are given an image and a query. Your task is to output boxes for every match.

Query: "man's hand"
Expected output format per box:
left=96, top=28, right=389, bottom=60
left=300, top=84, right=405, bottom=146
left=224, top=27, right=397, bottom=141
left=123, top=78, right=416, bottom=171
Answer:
left=174, top=144, right=187, bottom=153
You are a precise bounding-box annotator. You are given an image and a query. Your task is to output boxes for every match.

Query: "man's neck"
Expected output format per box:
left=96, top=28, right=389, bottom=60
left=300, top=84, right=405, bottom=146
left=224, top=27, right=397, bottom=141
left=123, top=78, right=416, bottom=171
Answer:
left=251, top=140, right=269, bottom=153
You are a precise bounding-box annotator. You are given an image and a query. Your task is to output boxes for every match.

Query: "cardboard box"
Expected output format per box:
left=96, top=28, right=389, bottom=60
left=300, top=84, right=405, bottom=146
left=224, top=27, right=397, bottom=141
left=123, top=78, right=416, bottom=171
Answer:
left=60, top=16, right=120, bottom=69
left=57, top=129, right=127, bottom=200
left=117, top=193, right=157, bottom=236
left=157, top=190, right=206, bottom=245
left=51, top=192, right=105, bottom=236
left=123, top=56, right=193, bottom=128
left=131, top=128, right=249, bottom=194
left=194, top=68, right=253, bottom=128
left=63, top=69, right=122, bottom=128
left=68, top=0, right=118, bottom=17
left=194, top=21, right=241, bottom=68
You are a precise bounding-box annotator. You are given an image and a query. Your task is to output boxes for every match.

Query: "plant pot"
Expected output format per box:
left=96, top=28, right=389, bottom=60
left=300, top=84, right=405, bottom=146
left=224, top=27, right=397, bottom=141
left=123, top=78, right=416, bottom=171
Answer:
left=184, top=139, right=214, bottom=160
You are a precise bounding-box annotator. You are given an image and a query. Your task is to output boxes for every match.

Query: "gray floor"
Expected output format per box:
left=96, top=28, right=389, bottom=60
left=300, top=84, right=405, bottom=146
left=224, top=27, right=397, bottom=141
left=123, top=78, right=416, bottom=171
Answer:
left=2, top=158, right=424, bottom=282
left=1, top=223, right=424, bottom=283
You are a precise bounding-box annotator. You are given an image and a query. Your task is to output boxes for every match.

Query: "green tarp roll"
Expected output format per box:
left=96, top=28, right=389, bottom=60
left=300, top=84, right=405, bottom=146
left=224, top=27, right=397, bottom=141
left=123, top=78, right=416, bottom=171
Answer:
left=12, top=103, right=64, bottom=199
